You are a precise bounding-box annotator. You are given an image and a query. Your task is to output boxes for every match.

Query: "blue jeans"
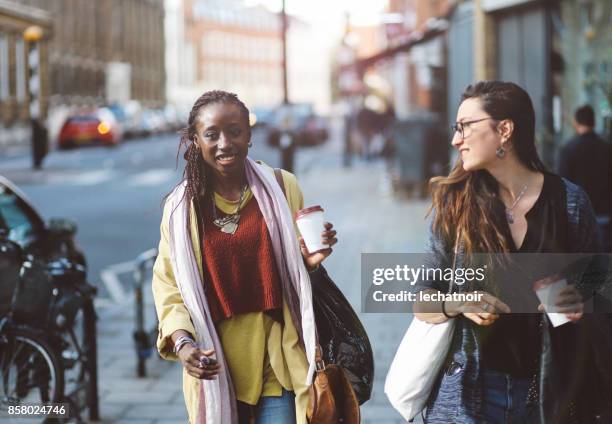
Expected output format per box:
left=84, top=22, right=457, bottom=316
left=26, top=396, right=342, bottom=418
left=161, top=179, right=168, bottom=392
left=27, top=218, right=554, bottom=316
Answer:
left=481, top=370, right=531, bottom=424
left=256, top=389, right=296, bottom=424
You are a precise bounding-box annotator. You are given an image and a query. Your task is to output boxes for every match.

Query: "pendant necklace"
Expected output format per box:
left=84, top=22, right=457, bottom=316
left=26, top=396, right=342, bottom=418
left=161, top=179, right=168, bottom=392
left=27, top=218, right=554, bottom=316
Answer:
left=212, top=185, right=248, bottom=235
left=505, top=184, right=528, bottom=224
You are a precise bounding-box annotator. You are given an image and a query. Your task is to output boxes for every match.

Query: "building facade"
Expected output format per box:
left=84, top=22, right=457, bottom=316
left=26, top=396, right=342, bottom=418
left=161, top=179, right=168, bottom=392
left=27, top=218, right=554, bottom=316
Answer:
left=461, top=0, right=612, bottom=166
left=1, top=0, right=166, bottom=154
left=0, top=0, right=51, bottom=153
left=35, top=0, right=166, bottom=109
left=177, top=0, right=284, bottom=109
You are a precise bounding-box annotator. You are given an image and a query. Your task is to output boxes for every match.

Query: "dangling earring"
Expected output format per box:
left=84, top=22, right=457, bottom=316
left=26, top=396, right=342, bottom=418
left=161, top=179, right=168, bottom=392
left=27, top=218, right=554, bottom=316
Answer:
left=496, top=140, right=507, bottom=158
left=248, top=142, right=253, bottom=148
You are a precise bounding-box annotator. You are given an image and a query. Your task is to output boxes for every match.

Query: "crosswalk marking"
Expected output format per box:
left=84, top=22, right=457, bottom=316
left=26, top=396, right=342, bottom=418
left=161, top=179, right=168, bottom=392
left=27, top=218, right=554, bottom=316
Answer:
left=48, top=169, right=114, bottom=186
left=127, top=169, right=176, bottom=187
left=30, top=168, right=176, bottom=187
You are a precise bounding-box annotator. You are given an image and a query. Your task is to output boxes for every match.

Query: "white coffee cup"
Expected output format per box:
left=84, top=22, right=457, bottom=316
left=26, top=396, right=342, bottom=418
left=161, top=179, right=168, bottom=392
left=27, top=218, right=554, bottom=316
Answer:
left=295, top=205, right=326, bottom=254
left=533, top=275, right=571, bottom=327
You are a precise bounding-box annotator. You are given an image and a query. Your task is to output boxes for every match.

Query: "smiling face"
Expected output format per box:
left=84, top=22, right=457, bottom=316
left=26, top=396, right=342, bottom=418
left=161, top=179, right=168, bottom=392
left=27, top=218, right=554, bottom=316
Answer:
left=193, top=101, right=251, bottom=180
left=451, top=97, right=505, bottom=172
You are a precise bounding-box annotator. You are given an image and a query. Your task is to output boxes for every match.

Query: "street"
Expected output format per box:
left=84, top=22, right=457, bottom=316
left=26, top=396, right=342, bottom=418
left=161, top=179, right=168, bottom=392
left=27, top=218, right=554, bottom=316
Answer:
left=1, top=128, right=429, bottom=423
left=1, top=128, right=285, bottom=302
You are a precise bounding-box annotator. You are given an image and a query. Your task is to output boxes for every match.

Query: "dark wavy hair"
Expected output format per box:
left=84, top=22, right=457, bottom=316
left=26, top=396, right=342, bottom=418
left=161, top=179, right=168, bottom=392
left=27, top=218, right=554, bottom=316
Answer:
left=429, top=81, right=547, bottom=256
left=165, top=90, right=250, bottom=229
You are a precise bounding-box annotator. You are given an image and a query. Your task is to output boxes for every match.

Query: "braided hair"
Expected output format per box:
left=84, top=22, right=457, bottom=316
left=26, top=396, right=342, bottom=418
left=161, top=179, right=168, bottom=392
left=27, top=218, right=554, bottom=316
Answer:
left=167, top=90, right=250, bottom=230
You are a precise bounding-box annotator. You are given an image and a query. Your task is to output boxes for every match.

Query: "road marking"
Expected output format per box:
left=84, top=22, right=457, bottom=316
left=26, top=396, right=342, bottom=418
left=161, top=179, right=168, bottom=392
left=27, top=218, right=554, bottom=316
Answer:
left=93, top=297, right=116, bottom=309
left=48, top=169, right=115, bottom=186
left=77, top=170, right=115, bottom=185
left=128, top=169, right=175, bottom=187
left=99, top=260, right=135, bottom=304
left=130, top=152, right=144, bottom=166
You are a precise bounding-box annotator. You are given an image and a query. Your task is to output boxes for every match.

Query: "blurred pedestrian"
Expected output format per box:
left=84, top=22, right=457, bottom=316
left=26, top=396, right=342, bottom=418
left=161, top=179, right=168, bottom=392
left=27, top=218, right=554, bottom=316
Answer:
left=31, top=118, right=48, bottom=170
left=152, top=90, right=337, bottom=424
left=559, top=105, right=612, bottom=251
left=411, top=81, right=610, bottom=423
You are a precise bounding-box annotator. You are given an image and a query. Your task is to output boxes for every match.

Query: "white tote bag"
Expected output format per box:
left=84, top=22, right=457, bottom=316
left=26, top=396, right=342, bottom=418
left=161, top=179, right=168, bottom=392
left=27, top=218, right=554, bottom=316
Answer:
left=384, top=316, right=455, bottom=421
left=384, top=232, right=461, bottom=421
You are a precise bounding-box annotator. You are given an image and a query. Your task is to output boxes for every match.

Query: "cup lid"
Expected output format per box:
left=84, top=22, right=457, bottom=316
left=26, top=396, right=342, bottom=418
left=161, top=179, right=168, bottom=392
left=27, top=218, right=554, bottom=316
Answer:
left=295, top=205, right=324, bottom=220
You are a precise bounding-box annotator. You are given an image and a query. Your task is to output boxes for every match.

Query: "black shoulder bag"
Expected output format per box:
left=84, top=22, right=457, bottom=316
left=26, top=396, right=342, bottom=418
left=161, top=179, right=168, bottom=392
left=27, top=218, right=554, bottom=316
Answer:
left=273, top=168, right=374, bottom=406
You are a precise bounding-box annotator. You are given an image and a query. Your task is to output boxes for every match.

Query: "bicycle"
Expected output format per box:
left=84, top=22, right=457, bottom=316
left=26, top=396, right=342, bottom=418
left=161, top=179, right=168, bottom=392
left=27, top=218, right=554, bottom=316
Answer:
left=0, top=239, right=64, bottom=417
left=0, top=235, right=99, bottom=422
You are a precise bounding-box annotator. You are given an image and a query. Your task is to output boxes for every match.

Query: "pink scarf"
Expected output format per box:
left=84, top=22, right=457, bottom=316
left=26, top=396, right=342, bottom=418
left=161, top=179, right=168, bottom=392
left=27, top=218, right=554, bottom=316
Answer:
left=166, top=157, right=317, bottom=423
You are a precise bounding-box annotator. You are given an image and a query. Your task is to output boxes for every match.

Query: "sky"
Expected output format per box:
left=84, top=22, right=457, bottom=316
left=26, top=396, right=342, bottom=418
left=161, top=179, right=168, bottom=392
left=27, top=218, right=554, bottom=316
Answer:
left=239, top=0, right=390, bottom=112
left=244, top=0, right=390, bottom=33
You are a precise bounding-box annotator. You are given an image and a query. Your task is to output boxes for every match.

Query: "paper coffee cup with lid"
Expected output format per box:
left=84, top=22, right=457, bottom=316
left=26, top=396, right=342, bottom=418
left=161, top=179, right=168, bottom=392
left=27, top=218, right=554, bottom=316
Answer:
left=533, top=275, right=571, bottom=327
left=295, top=205, right=326, bottom=254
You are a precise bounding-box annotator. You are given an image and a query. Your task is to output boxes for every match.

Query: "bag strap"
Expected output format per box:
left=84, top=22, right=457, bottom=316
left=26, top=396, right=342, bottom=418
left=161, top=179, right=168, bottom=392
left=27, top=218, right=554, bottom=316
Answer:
left=274, top=168, right=286, bottom=198
left=274, top=168, right=328, bottom=368
left=447, top=229, right=462, bottom=294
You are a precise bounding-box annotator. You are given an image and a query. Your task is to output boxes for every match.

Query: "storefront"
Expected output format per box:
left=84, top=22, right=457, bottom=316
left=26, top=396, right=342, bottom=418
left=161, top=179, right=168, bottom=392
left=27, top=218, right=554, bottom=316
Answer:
left=479, top=0, right=611, bottom=166
left=479, top=0, right=556, bottom=164
left=552, top=0, right=612, bottom=143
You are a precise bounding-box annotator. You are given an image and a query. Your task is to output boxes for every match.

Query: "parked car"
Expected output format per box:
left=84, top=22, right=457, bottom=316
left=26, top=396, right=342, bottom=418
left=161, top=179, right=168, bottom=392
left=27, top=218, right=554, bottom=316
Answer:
left=251, top=107, right=275, bottom=129
left=58, top=108, right=123, bottom=149
left=265, top=103, right=329, bottom=147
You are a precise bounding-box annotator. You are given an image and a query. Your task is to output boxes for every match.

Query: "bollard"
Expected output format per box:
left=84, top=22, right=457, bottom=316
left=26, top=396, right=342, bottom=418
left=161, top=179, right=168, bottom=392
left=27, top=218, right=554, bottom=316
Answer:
left=132, top=248, right=158, bottom=377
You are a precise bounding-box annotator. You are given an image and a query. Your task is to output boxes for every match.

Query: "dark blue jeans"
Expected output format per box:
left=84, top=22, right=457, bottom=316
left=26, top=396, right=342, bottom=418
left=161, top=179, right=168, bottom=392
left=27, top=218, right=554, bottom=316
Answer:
left=481, top=370, right=531, bottom=424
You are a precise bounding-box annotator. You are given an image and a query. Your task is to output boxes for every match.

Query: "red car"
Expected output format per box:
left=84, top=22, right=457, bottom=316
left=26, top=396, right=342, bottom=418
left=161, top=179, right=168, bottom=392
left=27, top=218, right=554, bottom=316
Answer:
left=58, top=108, right=122, bottom=149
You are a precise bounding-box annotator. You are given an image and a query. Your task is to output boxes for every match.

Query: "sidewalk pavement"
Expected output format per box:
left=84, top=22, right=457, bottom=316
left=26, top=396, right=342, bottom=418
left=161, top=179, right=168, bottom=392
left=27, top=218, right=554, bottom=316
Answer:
left=90, top=139, right=431, bottom=423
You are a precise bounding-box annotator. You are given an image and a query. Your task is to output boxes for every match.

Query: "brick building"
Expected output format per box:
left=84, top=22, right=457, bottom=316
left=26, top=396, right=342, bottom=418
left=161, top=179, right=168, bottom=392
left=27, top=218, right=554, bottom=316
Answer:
left=178, top=0, right=284, bottom=108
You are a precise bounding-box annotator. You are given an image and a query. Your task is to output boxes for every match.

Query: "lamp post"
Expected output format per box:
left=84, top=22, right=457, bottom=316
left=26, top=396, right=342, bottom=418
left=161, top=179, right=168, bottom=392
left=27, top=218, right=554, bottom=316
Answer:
left=23, top=25, right=48, bottom=170
left=278, top=0, right=295, bottom=172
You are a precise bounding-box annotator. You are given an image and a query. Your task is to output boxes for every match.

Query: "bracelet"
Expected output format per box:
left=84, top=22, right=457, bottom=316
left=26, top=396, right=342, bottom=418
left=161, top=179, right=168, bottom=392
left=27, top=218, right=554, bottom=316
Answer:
left=173, top=336, right=196, bottom=355
left=441, top=300, right=457, bottom=319
left=308, top=264, right=320, bottom=274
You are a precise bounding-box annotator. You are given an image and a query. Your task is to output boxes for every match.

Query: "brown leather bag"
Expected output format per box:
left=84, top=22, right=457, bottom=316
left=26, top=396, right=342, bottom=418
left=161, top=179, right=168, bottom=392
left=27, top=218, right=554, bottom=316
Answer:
left=307, top=345, right=361, bottom=424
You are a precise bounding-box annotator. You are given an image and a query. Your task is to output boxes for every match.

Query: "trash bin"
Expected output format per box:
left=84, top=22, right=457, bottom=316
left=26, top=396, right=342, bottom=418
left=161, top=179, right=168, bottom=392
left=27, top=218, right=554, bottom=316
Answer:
left=390, top=114, right=449, bottom=197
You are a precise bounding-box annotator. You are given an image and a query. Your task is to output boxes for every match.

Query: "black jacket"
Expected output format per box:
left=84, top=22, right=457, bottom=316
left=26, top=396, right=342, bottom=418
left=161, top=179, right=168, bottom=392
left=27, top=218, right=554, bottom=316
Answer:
left=559, top=132, right=612, bottom=216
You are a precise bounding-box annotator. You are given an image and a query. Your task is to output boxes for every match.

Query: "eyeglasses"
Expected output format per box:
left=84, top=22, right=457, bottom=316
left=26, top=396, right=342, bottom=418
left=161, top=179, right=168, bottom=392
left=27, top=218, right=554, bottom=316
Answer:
left=451, top=117, right=494, bottom=139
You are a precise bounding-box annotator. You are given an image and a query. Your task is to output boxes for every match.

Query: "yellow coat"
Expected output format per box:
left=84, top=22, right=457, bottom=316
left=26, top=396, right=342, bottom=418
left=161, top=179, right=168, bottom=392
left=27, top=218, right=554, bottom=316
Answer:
left=152, top=164, right=310, bottom=423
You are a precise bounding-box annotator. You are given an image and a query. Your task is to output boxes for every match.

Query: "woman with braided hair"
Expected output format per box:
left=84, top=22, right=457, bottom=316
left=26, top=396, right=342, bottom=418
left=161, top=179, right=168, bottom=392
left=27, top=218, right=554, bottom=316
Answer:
left=152, top=90, right=337, bottom=424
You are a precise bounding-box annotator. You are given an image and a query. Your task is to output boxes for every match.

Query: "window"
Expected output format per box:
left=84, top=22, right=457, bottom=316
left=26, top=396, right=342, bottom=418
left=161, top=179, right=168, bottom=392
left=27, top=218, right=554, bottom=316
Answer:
left=0, top=34, right=9, bottom=100
left=0, top=187, right=36, bottom=246
left=15, top=39, right=26, bottom=102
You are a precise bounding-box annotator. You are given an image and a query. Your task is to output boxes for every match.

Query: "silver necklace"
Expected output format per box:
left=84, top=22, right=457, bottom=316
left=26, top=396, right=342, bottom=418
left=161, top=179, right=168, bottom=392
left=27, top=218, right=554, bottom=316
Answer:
left=212, top=185, right=248, bottom=235
left=505, top=184, right=528, bottom=224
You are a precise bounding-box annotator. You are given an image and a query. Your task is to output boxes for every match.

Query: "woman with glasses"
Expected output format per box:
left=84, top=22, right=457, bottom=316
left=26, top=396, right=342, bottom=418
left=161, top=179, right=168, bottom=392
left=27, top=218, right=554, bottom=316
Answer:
left=413, top=81, right=608, bottom=423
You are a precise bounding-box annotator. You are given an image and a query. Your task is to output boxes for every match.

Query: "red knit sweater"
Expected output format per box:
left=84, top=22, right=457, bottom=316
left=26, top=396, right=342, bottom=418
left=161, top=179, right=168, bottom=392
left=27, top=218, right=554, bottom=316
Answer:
left=199, top=195, right=283, bottom=323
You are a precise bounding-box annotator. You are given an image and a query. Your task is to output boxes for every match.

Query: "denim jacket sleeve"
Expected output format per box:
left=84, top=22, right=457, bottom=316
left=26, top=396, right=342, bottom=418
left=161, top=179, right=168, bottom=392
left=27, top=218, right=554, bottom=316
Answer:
left=417, top=210, right=453, bottom=293
left=563, top=178, right=608, bottom=302
left=564, top=177, right=603, bottom=253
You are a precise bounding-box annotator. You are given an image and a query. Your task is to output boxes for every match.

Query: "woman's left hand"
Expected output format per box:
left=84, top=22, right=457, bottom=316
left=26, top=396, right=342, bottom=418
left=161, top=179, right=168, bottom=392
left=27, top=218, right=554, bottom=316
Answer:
left=300, top=222, right=337, bottom=270
left=538, top=285, right=584, bottom=322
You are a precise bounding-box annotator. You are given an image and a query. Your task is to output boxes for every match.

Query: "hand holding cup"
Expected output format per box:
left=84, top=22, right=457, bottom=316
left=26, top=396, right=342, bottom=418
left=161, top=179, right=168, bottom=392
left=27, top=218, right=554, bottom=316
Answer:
left=296, top=205, right=337, bottom=270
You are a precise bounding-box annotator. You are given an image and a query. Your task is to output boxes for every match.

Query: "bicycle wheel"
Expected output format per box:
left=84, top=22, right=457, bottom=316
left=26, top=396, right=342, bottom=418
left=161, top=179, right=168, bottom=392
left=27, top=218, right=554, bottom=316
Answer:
left=0, top=327, right=64, bottom=414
